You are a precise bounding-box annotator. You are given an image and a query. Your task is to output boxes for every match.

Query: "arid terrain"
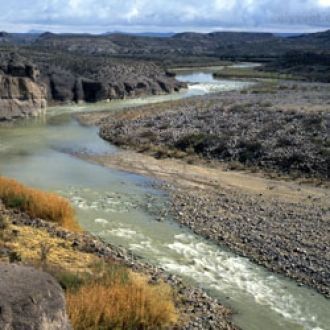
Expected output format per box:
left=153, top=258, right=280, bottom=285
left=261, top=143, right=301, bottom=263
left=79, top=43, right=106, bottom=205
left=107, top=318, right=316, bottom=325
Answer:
left=77, top=80, right=330, bottom=298
left=1, top=27, right=330, bottom=329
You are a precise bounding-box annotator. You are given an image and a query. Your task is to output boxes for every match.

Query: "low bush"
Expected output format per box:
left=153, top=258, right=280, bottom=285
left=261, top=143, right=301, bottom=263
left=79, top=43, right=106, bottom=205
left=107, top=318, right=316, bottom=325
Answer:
left=0, top=177, right=79, bottom=231
left=175, top=133, right=221, bottom=153
left=65, top=264, right=178, bottom=330
left=238, top=140, right=264, bottom=163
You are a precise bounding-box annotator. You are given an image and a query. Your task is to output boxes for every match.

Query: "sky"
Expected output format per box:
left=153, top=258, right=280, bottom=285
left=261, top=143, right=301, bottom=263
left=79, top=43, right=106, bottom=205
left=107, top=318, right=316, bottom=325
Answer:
left=0, top=0, right=329, bottom=34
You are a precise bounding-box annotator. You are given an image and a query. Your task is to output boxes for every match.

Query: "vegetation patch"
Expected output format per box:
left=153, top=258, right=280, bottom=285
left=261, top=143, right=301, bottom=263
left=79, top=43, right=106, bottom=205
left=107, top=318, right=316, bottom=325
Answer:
left=0, top=177, right=79, bottom=231
left=66, top=268, right=178, bottom=330
left=0, top=216, right=179, bottom=330
left=99, top=85, right=329, bottom=180
left=175, top=133, right=229, bottom=157
left=213, top=67, right=296, bottom=80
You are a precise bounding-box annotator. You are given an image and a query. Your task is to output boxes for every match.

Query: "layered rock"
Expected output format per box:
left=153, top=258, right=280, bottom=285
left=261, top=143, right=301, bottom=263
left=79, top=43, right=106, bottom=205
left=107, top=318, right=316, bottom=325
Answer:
left=41, top=60, right=186, bottom=104
left=0, top=55, right=47, bottom=120
left=0, top=264, right=71, bottom=329
left=0, top=51, right=186, bottom=119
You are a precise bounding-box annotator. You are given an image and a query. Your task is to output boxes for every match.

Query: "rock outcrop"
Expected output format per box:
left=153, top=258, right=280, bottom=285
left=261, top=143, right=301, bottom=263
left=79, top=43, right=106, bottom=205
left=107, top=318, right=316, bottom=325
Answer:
left=0, top=264, right=71, bottom=330
left=0, top=51, right=186, bottom=118
left=0, top=54, right=47, bottom=120
left=40, top=60, right=186, bottom=104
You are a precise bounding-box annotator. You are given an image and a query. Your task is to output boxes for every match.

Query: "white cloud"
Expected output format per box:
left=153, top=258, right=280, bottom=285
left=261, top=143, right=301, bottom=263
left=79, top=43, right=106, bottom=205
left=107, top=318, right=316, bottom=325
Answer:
left=0, top=0, right=329, bottom=32
left=319, top=0, right=330, bottom=6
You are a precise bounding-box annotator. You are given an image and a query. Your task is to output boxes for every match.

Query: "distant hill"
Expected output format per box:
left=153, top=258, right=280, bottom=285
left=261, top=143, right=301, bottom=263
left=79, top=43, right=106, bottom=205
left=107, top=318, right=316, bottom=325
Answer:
left=27, top=29, right=330, bottom=62
left=0, top=29, right=329, bottom=92
left=27, top=29, right=46, bottom=34
left=273, top=33, right=303, bottom=38
left=104, top=32, right=175, bottom=38
left=0, top=32, right=40, bottom=45
left=1, top=29, right=329, bottom=64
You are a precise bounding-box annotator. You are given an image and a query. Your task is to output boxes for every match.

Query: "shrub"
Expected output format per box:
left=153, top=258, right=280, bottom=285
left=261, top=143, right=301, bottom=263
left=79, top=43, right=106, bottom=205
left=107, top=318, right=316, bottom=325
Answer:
left=53, top=270, right=88, bottom=292
left=9, top=251, right=22, bottom=263
left=139, top=130, right=157, bottom=140
left=66, top=268, right=178, bottom=330
left=277, top=136, right=294, bottom=147
left=39, top=243, right=52, bottom=268
left=176, top=133, right=216, bottom=152
left=0, top=214, right=10, bottom=245
left=0, top=177, right=79, bottom=231
left=238, top=140, right=264, bottom=163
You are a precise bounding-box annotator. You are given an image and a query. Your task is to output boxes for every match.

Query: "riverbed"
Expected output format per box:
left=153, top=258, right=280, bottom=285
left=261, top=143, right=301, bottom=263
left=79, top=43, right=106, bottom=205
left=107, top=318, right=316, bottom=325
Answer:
left=0, top=70, right=329, bottom=330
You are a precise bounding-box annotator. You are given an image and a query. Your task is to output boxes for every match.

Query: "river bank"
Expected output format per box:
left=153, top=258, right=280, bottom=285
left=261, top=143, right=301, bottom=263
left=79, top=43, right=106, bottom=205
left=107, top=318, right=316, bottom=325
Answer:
left=77, top=150, right=330, bottom=298
left=75, top=79, right=330, bottom=298
left=98, top=81, right=329, bottom=181
left=0, top=201, right=236, bottom=330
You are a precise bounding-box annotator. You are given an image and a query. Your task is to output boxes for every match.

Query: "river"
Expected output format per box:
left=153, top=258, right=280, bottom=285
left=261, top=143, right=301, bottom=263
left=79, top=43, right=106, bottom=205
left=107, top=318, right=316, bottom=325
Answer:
left=0, top=69, right=329, bottom=330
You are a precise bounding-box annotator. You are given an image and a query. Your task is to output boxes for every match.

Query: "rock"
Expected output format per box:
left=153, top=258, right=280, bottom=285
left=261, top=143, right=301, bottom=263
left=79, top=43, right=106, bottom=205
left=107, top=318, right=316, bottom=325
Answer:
left=0, top=264, right=71, bottom=330
left=39, top=59, right=185, bottom=105
left=0, top=51, right=186, bottom=119
left=0, top=54, right=47, bottom=120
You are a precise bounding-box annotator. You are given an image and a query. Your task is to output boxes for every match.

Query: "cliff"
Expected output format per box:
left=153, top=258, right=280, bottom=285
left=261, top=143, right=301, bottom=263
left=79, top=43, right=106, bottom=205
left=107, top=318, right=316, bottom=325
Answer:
left=0, top=54, right=47, bottom=120
left=40, top=58, right=186, bottom=104
left=0, top=51, right=186, bottom=119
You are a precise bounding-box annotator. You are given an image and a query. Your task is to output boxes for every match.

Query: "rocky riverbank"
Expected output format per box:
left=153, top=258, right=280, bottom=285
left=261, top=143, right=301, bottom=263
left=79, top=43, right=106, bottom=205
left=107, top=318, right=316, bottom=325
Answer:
left=0, top=201, right=237, bottom=330
left=78, top=150, right=330, bottom=298
left=77, top=80, right=329, bottom=298
left=167, top=184, right=330, bottom=297
left=99, top=81, right=330, bottom=180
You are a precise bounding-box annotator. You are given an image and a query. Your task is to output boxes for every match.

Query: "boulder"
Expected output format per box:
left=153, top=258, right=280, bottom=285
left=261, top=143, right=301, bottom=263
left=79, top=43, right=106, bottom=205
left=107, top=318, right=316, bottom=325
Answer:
left=0, top=264, right=71, bottom=330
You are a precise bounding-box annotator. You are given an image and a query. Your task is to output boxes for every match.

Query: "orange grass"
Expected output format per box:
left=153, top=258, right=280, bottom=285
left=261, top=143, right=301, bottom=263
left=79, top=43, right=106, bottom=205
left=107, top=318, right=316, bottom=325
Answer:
left=0, top=176, right=79, bottom=231
left=66, top=271, right=178, bottom=330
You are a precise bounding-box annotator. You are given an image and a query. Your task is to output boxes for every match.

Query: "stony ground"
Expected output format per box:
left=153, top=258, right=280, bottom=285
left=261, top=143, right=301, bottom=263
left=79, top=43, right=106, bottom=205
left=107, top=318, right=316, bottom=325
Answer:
left=81, top=150, right=330, bottom=298
left=169, top=184, right=330, bottom=297
left=99, top=81, right=330, bottom=180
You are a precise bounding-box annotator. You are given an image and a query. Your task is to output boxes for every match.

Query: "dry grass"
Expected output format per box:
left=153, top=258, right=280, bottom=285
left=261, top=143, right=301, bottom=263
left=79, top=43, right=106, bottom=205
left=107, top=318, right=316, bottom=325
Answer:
left=4, top=224, right=96, bottom=271
left=0, top=176, right=79, bottom=231
left=66, top=269, right=178, bottom=330
left=0, top=178, right=180, bottom=329
left=0, top=218, right=179, bottom=329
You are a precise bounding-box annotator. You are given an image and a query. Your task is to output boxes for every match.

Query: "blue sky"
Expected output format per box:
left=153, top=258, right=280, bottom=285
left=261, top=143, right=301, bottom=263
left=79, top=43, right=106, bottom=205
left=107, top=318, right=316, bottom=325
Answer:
left=0, top=0, right=329, bottom=33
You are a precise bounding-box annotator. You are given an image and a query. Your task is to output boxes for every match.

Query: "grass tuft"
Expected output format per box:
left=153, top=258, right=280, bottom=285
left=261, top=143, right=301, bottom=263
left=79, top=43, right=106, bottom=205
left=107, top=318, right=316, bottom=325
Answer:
left=66, top=266, right=178, bottom=330
left=0, top=176, right=79, bottom=231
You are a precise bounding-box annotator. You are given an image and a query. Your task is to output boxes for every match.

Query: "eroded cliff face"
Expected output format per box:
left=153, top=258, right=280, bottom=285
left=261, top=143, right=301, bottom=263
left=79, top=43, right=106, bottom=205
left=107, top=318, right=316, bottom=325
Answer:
left=0, top=57, right=47, bottom=120
left=0, top=51, right=186, bottom=120
left=41, top=60, right=186, bottom=104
